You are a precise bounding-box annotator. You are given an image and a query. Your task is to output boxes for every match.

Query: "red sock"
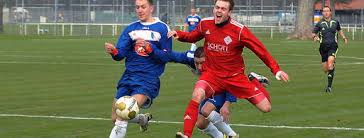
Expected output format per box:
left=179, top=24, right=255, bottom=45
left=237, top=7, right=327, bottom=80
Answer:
left=183, top=100, right=199, bottom=137
left=251, top=78, right=271, bottom=103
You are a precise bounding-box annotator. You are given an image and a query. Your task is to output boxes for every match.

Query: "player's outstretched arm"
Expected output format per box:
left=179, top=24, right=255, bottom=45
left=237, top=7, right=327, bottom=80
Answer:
left=168, top=22, right=204, bottom=43
left=240, top=27, right=290, bottom=82
left=275, top=70, right=290, bottom=82
left=105, top=29, right=133, bottom=61
left=104, top=42, right=117, bottom=55
left=168, top=51, right=195, bottom=66
left=241, top=27, right=281, bottom=74
left=149, top=32, right=172, bottom=63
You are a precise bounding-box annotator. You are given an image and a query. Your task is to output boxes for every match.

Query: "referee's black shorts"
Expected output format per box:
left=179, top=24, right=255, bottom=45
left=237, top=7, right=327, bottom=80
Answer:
left=319, top=43, right=338, bottom=62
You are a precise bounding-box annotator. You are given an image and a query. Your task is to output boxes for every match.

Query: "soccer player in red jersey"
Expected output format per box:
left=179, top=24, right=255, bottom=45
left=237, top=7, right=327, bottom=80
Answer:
left=169, top=0, right=289, bottom=137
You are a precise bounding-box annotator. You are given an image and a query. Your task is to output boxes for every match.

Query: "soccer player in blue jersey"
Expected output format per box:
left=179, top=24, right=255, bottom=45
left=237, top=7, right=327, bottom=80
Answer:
left=184, top=8, right=201, bottom=51
left=169, top=47, right=269, bottom=138
left=104, top=0, right=172, bottom=137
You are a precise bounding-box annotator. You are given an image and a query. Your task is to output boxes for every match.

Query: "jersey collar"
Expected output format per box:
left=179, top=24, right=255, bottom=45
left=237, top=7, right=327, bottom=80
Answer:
left=216, top=17, right=231, bottom=27
left=139, top=17, right=161, bottom=26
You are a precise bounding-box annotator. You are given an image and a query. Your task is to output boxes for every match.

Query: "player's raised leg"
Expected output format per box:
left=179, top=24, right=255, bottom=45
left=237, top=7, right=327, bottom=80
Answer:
left=128, top=94, right=153, bottom=132
left=110, top=94, right=152, bottom=138
left=248, top=72, right=271, bottom=103
left=248, top=83, right=272, bottom=113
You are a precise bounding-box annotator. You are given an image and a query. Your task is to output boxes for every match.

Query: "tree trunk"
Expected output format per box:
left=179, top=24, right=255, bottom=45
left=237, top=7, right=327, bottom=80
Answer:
left=288, top=0, right=315, bottom=40
left=0, top=0, right=4, bottom=33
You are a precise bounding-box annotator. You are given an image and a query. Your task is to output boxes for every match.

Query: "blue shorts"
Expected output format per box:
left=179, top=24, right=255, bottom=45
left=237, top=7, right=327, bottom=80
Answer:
left=199, top=93, right=226, bottom=114
left=115, top=73, right=160, bottom=109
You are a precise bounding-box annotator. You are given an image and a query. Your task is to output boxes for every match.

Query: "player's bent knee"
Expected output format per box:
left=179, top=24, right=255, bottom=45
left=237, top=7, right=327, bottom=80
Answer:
left=200, top=107, right=213, bottom=118
left=259, top=105, right=271, bottom=113
left=255, top=99, right=271, bottom=113
left=195, top=80, right=214, bottom=98
left=131, top=94, right=148, bottom=107
left=192, top=88, right=206, bottom=102
left=328, top=64, right=335, bottom=70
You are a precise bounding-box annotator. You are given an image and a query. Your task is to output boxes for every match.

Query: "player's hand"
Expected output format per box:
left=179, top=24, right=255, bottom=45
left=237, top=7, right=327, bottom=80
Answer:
left=167, top=30, right=178, bottom=38
left=220, top=102, right=231, bottom=122
left=343, top=38, right=348, bottom=44
left=135, top=39, right=153, bottom=56
left=105, top=42, right=118, bottom=56
left=313, top=36, right=320, bottom=42
left=275, top=71, right=289, bottom=82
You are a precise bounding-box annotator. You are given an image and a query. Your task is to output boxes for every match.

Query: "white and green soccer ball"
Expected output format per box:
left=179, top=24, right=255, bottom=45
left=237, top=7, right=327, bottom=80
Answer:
left=115, top=96, right=140, bottom=120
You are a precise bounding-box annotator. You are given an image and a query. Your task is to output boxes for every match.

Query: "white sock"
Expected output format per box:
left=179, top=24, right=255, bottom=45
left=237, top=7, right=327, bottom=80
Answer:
left=109, top=120, right=128, bottom=138
left=207, top=111, right=237, bottom=136
left=129, top=114, right=146, bottom=125
left=200, top=122, right=224, bottom=138
left=190, top=43, right=197, bottom=51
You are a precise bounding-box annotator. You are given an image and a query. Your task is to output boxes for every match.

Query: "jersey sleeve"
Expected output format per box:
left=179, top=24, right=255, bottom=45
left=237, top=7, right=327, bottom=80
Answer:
left=336, top=20, right=341, bottom=31
left=225, top=92, right=237, bottom=103
left=240, top=27, right=281, bottom=75
left=176, top=21, right=205, bottom=43
left=112, top=27, right=132, bottom=61
left=312, top=22, right=321, bottom=34
left=169, top=51, right=194, bottom=67
left=148, top=26, right=172, bottom=63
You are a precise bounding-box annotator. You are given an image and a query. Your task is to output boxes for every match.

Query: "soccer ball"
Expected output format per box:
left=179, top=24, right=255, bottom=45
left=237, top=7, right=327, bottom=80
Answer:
left=115, top=96, right=140, bottom=120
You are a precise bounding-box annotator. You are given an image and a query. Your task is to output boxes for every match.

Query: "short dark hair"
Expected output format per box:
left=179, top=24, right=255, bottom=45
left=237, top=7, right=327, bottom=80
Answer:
left=194, top=47, right=204, bottom=58
left=215, top=0, right=235, bottom=11
left=322, top=6, right=331, bottom=11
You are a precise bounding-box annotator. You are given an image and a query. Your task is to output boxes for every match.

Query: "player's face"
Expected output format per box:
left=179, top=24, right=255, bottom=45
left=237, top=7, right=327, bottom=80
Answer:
left=191, top=9, right=196, bottom=15
left=213, top=0, right=232, bottom=24
left=194, top=57, right=205, bottom=71
left=135, top=0, right=154, bottom=22
left=322, top=7, right=332, bottom=19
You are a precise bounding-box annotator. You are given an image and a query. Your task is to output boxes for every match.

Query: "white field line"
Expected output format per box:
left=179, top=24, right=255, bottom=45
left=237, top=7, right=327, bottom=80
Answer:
left=0, top=54, right=109, bottom=59
left=0, top=113, right=363, bottom=131
left=1, top=61, right=364, bottom=67
left=277, top=54, right=364, bottom=60
left=0, top=52, right=363, bottom=61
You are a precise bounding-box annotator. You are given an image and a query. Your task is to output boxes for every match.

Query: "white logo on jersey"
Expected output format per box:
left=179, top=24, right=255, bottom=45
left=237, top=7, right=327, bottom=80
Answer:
left=207, top=42, right=229, bottom=53
left=129, top=30, right=161, bottom=41
left=224, top=36, right=232, bottom=45
left=187, top=18, right=199, bottom=22
left=206, top=30, right=210, bottom=35
left=184, top=115, right=191, bottom=120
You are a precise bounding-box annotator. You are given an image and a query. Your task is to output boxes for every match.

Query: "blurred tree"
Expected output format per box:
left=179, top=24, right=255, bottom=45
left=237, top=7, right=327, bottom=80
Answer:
left=0, top=0, right=4, bottom=33
left=288, top=0, right=352, bottom=39
left=288, top=0, right=315, bottom=40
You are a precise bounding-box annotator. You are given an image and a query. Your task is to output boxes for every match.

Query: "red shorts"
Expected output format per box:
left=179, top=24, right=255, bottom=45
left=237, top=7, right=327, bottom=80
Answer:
left=195, top=72, right=266, bottom=105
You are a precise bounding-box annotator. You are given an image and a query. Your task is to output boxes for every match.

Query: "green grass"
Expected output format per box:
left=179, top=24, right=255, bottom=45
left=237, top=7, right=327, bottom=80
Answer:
left=0, top=35, right=363, bottom=138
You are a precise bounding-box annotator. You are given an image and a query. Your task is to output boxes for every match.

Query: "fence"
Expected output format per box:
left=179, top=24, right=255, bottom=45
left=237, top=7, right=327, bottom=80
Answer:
left=5, top=23, right=363, bottom=40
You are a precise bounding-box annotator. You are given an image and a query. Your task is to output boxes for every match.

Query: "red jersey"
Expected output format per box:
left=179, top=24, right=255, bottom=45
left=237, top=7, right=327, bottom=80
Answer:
left=176, top=17, right=281, bottom=77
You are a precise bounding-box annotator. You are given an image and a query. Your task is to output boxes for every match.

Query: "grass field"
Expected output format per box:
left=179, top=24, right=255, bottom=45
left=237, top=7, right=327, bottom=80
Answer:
left=0, top=34, right=363, bottom=138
